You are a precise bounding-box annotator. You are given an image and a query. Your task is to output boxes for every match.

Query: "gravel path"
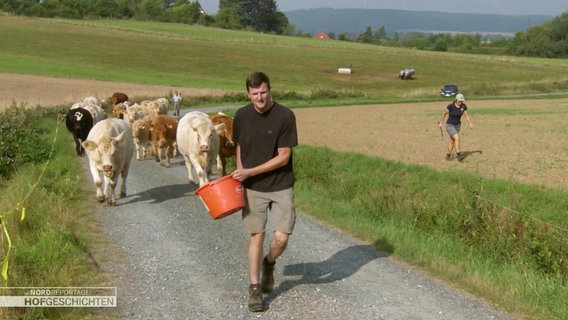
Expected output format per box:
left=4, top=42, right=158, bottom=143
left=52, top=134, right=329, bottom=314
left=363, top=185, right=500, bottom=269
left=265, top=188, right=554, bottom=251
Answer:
left=89, top=130, right=512, bottom=320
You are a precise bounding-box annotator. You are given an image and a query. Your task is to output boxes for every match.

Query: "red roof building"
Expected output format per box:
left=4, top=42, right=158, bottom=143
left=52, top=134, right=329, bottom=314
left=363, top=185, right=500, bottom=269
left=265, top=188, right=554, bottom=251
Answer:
left=314, top=31, right=331, bottom=40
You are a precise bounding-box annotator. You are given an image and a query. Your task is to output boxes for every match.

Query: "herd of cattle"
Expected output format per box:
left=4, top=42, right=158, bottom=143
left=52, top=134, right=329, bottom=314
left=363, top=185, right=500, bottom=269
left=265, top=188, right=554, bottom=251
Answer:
left=65, top=92, right=235, bottom=206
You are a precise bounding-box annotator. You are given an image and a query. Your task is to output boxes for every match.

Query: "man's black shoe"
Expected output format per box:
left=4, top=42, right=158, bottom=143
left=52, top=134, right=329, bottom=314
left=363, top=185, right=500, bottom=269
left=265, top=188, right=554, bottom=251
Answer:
left=261, top=256, right=275, bottom=294
left=248, top=284, right=264, bottom=312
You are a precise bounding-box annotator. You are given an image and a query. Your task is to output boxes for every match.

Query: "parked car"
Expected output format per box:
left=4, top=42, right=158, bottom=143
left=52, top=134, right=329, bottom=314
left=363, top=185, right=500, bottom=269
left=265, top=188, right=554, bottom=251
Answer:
left=440, top=84, right=458, bottom=97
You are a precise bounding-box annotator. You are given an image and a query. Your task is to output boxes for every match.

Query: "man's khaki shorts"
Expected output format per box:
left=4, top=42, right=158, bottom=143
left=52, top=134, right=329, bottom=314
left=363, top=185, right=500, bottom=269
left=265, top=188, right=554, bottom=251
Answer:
left=242, top=188, right=296, bottom=234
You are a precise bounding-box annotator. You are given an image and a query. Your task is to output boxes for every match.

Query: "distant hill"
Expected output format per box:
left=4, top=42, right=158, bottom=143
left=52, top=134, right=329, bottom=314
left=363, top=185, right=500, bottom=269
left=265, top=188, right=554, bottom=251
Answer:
left=285, top=8, right=553, bottom=36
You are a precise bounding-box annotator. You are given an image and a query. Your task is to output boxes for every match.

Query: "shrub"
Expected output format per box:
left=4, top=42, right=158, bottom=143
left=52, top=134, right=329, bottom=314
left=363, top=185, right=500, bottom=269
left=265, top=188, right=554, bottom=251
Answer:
left=0, top=104, right=52, bottom=179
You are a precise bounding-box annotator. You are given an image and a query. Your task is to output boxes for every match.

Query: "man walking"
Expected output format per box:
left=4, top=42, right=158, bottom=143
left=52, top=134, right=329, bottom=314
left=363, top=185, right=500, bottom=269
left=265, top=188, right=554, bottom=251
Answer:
left=231, top=72, right=298, bottom=312
left=172, top=90, right=182, bottom=116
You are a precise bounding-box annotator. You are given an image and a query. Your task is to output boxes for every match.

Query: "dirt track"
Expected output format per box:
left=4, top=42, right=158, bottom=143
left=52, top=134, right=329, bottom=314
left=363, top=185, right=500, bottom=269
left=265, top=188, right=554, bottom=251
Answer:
left=0, top=73, right=226, bottom=109
left=2, top=72, right=567, bottom=191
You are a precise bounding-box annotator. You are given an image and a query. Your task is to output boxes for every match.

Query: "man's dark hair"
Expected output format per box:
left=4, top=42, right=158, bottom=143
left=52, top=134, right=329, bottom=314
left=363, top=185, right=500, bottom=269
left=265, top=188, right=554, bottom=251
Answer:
left=246, top=72, right=271, bottom=91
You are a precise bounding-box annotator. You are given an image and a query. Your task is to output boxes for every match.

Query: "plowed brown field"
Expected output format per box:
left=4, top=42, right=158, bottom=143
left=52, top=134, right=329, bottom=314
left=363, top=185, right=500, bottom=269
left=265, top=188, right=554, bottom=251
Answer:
left=2, top=73, right=567, bottom=191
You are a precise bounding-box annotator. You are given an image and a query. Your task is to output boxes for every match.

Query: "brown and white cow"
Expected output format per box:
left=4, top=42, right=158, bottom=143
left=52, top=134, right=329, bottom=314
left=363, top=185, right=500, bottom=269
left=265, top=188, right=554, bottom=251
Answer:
left=82, top=118, right=134, bottom=207
left=140, top=99, right=168, bottom=118
left=110, top=92, right=129, bottom=119
left=176, top=111, right=225, bottom=187
left=149, top=114, right=178, bottom=167
left=131, top=118, right=151, bottom=160
left=123, top=102, right=151, bottom=125
left=112, top=102, right=127, bottom=119
left=209, top=112, right=236, bottom=176
left=155, top=97, right=169, bottom=112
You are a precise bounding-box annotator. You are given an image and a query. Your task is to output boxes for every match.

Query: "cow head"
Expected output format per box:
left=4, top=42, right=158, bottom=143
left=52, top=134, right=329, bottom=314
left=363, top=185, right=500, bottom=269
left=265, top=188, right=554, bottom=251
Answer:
left=214, top=123, right=226, bottom=138
left=132, top=120, right=149, bottom=141
left=82, top=131, right=127, bottom=178
left=218, top=121, right=234, bottom=147
left=222, top=129, right=234, bottom=148
left=190, top=118, right=225, bottom=153
left=74, top=111, right=84, bottom=121
left=149, top=121, right=171, bottom=147
left=210, top=113, right=234, bottom=147
left=71, top=111, right=85, bottom=130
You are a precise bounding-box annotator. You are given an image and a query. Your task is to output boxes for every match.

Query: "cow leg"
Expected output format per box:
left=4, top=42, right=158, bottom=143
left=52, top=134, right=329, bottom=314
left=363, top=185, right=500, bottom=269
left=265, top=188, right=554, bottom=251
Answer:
left=135, top=142, right=141, bottom=160
left=104, top=173, right=120, bottom=207
left=183, top=154, right=197, bottom=184
left=152, top=142, right=160, bottom=163
left=158, top=146, right=165, bottom=166
left=216, top=154, right=223, bottom=172
left=221, top=156, right=228, bottom=176
left=89, top=165, right=105, bottom=202
left=205, top=155, right=217, bottom=182
left=73, top=134, right=83, bottom=156
left=119, top=164, right=129, bottom=199
left=164, top=145, right=171, bottom=168
left=153, top=152, right=161, bottom=164
left=103, top=175, right=114, bottom=207
left=196, top=165, right=208, bottom=187
left=195, top=155, right=213, bottom=187
left=143, top=143, right=149, bottom=159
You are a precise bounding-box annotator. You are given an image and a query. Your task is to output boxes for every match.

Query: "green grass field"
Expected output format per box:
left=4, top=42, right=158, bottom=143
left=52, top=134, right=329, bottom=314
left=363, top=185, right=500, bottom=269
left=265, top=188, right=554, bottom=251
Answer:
left=1, top=16, right=567, bottom=320
left=1, top=16, right=568, bottom=103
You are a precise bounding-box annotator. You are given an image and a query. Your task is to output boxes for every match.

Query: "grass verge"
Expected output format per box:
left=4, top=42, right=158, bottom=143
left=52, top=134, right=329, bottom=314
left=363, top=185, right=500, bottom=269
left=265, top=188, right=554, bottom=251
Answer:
left=293, top=145, right=567, bottom=320
left=0, top=106, right=113, bottom=320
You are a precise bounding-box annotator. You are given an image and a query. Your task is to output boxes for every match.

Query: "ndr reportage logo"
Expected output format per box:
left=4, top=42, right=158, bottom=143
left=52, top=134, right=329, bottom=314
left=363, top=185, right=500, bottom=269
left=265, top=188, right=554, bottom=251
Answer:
left=0, top=287, right=117, bottom=307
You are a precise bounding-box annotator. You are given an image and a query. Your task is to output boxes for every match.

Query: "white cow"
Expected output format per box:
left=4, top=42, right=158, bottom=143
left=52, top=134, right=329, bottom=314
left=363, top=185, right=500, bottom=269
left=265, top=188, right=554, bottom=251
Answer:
left=83, top=103, right=106, bottom=123
left=176, top=111, right=225, bottom=187
left=83, top=96, right=99, bottom=106
left=82, top=118, right=134, bottom=207
left=71, top=101, right=105, bottom=123
left=70, top=101, right=86, bottom=109
left=140, top=99, right=168, bottom=118
left=155, top=98, right=169, bottom=113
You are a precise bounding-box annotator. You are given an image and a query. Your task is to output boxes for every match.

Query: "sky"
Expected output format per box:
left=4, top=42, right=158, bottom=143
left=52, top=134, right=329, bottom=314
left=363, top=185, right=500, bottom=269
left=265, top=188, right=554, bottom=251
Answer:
left=198, top=0, right=567, bottom=17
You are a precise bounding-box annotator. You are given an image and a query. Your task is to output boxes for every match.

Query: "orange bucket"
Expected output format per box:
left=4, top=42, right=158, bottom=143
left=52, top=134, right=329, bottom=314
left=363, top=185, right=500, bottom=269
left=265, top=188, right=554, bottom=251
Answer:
left=195, top=175, right=246, bottom=220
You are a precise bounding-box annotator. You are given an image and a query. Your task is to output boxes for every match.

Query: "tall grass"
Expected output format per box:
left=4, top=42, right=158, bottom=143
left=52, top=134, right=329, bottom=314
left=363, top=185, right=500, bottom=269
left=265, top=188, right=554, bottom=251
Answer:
left=0, top=106, right=111, bottom=320
left=294, top=145, right=567, bottom=319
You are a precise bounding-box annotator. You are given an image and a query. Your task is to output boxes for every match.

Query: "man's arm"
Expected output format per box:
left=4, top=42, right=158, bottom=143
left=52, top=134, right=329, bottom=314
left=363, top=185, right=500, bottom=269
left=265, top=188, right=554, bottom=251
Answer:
left=231, top=146, right=292, bottom=182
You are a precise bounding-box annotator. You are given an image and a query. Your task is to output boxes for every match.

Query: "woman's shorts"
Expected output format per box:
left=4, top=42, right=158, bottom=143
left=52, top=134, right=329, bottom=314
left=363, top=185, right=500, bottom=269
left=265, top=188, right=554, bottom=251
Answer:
left=446, top=123, right=461, bottom=137
left=242, top=188, right=296, bottom=234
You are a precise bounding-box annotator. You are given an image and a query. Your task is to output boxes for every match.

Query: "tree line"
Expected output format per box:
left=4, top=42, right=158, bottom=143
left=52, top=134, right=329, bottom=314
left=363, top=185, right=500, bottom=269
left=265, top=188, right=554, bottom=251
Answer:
left=1, top=0, right=567, bottom=58
left=332, top=11, right=568, bottom=58
left=0, top=0, right=288, bottom=33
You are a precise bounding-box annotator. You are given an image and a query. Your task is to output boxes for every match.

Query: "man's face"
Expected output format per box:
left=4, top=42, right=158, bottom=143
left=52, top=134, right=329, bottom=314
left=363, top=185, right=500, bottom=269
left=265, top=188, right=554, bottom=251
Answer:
left=247, top=82, right=272, bottom=113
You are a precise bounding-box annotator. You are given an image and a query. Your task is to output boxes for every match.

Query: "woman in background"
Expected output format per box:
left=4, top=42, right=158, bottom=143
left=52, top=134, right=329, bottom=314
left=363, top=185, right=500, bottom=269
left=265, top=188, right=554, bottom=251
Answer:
left=438, top=93, right=473, bottom=161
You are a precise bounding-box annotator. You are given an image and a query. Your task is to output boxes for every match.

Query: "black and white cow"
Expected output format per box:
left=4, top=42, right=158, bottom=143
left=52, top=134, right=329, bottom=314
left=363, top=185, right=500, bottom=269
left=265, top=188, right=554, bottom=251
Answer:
left=65, top=107, right=94, bottom=156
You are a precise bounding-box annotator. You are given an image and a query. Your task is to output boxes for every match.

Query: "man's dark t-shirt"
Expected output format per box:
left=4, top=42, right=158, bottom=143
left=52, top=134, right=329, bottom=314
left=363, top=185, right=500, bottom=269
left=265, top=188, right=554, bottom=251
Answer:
left=233, top=102, right=298, bottom=192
